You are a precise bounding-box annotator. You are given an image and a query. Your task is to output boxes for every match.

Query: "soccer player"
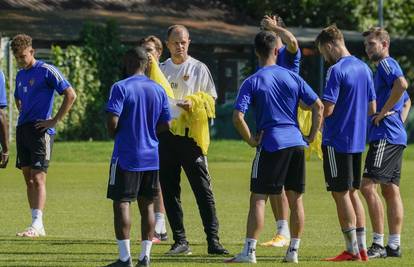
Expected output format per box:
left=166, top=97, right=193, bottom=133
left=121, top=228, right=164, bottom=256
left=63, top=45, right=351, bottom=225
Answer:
left=0, top=68, right=8, bottom=168
left=361, top=27, right=409, bottom=258
left=225, top=31, right=323, bottom=264
left=159, top=24, right=228, bottom=255
left=139, top=35, right=169, bottom=244
left=105, top=47, right=171, bottom=267
left=315, top=25, right=376, bottom=261
left=11, top=34, right=77, bottom=237
left=259, top=14, right=301, bottom=248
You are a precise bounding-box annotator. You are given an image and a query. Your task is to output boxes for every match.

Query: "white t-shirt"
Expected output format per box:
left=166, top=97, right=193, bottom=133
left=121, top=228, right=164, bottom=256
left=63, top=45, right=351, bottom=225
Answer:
left=160, top=56, right=217, bottom=100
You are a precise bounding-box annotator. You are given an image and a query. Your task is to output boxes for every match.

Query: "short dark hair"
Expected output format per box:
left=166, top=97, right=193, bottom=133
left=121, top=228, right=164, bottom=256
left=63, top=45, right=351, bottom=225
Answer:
left=254, top=31, right=277, bottom=58
left=11, top=34, right=32, bottom=54
left=167, top=24, right=189, bottom=39
left=122, top=47, right=148, bottom=78
left=362, top=27, right=390, bottom=43
left=138, top=35, right=163, bottom=54
left=315, top=25, right=344, bottom=47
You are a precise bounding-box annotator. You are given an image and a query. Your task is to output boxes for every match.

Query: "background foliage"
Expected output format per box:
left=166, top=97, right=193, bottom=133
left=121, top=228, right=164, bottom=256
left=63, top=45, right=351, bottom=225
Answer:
left=226, top=0, right=414, bottom=36
left=48, top=1, right=414, bottom=140
left=52, top=20, right=126, bottom=140
left=51, top=45, right=100, bottom=140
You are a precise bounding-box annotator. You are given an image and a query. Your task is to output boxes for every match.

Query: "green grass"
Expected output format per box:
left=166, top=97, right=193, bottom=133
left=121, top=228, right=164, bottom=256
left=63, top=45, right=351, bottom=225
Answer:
left=0, top=140, right=413, bottom=266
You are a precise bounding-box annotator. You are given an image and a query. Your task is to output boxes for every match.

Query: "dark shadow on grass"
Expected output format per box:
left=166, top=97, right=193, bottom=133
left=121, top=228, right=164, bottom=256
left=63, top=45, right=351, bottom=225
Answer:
left=0, top=251, right=115, bottom=255
left=0, top=238, right=114, bottom=245
left=0, top=257, right=132, bottom=267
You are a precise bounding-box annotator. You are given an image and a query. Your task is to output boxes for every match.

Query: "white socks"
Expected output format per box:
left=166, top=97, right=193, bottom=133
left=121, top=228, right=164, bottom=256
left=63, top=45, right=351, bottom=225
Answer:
left=289, top=238, right=301, bottom=250
left=342, top=227, right=359, bottom=255
left=31, top=209, right=43, bottom=230
left=155, top=212, right=166, bottom=234
left=276, top=220, right=290, bottom=238
left=117, top=239, right=131, bottom=262
left=372, top=232, right=400, bottom=249
left=139, top=240, right=152, bottom=261
left=388, top=234, right=400, bottom=249
left=242, top=238, right=257, bottom=256
left=117, top=239, right=153, bottom=262
left=373, top=232, right=384, bottom=247
left=356, top=227, right=367, bottom=250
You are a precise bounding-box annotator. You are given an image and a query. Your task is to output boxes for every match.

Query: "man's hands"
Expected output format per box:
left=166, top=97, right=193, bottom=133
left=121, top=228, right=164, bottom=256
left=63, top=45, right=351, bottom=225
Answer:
left=260, top=15, right=281, bottom=32
left=35, top=118, right=58, bottom=131
left=177, top=99, right=193, bottom=112
left=303, top=133, right=316, bottom=144
left=248, top=131, right=263, bottom=148
left=145, top=53, right=154, bottom=76
left=372, top=111, right=395, bottom=126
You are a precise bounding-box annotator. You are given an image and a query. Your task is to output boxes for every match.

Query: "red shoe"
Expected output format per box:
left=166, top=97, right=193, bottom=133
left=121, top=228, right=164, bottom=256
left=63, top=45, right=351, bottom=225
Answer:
left=151, top=236, right=161, bottom=244
left=323, top=251, right=361, bottom=261
left=359, top=249, right=369, bottom=261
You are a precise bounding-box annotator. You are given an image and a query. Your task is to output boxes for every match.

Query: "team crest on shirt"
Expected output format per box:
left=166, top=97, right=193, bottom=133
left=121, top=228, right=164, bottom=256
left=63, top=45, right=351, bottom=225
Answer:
left=29, top=78, right=35, bottom=86
left=183, top=74, right=190, bottom=81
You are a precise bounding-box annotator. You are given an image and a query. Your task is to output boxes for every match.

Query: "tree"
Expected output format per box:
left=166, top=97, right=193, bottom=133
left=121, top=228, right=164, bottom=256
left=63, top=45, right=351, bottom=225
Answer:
left=52, top=20, right=126, bottom=140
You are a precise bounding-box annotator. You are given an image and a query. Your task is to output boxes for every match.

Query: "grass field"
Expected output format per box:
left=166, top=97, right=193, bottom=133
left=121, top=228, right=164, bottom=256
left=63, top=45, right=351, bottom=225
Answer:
left=0, top=140, right=413, bottom=266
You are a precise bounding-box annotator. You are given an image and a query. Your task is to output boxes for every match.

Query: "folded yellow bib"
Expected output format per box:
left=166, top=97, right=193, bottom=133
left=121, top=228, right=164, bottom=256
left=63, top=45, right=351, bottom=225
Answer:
left=171, top=92, right=215, bottom=155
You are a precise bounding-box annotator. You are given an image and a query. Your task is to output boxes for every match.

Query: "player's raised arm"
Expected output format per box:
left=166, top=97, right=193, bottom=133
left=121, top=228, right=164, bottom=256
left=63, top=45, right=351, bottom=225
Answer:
left=261, top=15, right=299, bottom=53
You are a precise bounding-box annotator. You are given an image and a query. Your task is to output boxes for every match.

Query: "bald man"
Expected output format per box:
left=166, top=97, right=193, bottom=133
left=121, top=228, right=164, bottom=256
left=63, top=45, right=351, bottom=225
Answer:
left=158, top=25, right=228, bottom=255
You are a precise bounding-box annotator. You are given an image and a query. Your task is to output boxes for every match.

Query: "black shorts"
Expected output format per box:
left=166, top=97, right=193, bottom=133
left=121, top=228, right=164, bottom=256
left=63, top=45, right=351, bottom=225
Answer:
left=363, top=139, right=404, bottom=186
left=322, top=145, right=362, bottom=192
left=16, top=122, right=54, bottom=172
left=107, top=161, right=160, bottom=201
left=251, top=146, right=305, bottom=194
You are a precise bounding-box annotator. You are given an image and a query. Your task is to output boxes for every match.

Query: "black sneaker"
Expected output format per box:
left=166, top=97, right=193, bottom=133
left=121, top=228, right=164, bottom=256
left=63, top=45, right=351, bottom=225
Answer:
left=367, top=243, right=387, bottom=258
left=160, top=232, right=168, bottom=241
left=105, top=258, right=133, bottom=267
left=208, top=239, right=229, bottom=255
left=154, top=231, right=168, bottom=241
left=386, top=245, right=402, bottom=257
left=166, top=241, right=192, bottom=255
left=136, top=256, right=150, bottom=267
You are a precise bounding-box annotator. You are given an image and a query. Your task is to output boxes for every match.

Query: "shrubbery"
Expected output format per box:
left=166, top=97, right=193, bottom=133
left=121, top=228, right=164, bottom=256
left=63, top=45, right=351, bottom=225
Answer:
left=52, top=20, right=126, bottom=140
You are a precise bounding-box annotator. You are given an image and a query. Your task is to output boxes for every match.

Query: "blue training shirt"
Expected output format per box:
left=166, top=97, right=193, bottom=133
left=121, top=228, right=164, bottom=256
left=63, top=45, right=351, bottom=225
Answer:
left=322, top=56, right=376, bottom=153
left=277, top=45, right=301, bottom=74
left=14, top=60, right=71, bottom=135
left=234, top=65, right=318, bottom=152
left=368, top=57, right=407, bottom=146
left=394, top=91, right=410, bottom=113
left=0, top=70, right=6, bottom=108
left=106, top=75, right=171, bottom=171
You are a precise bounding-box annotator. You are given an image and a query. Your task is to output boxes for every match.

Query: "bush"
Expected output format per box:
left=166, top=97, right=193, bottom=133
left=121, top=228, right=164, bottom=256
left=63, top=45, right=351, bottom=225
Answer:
left=52, top=20, right=126, bottom=140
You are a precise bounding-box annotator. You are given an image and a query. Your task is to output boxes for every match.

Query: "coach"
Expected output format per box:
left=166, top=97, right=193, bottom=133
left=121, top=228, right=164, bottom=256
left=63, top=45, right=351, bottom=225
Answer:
left=159, top=24, right=228, bottom=255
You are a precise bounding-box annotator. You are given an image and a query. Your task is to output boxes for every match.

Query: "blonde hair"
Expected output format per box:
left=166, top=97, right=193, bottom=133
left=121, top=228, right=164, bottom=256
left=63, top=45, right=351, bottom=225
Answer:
left=138, top=35, right=163, bottom=54
left=315, top=25, right=344, bottom=47
left=362, top=27, right=390, bottom=43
